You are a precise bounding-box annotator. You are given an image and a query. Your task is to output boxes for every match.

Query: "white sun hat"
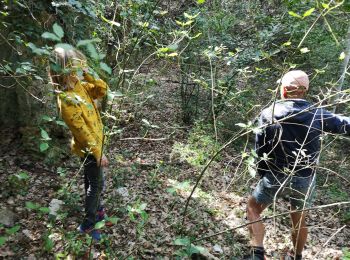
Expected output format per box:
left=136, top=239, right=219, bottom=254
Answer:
left=281, top=70, right=309, bottom=89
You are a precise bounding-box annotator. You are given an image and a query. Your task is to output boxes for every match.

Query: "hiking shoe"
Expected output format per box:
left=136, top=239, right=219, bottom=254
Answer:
left=242, top=247, right=266, bottom=260
left=242, top=254, right=266, bottom=260
left=78, top=223, right=101, bottom=241
left=97, top=207, right=106, bottom=222
left=96, top=207, right=114, bottom=226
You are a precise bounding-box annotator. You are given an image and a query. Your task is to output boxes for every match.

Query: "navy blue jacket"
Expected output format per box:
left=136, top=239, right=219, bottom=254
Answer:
left=256, top=99, right=350, bottom=177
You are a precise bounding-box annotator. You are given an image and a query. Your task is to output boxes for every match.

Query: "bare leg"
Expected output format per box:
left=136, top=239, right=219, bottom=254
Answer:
left=247, top=196, right=268, bottom=247
left=290, top=209, right=307, bottom=255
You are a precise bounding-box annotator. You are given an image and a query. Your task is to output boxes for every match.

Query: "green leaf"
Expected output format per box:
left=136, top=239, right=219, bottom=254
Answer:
left=52, top=23, right=64, bottom=39
left=42, top=32, right=61, bottom=42
left=197, top=0, right=206, bottom=4
left=25, top=201, right=40, bottom=210
left=101, top=15, right=121, bottom=27
left=322, top=3, right=329, bottom=9
left=42, top=115, right=53, bottom=122
left=100, top=62, right=112, bottom=74
left=56, top=120, right=67, bottom=127
left=107, top=90, right=123, bottom=100
left=166, top=187, right=176, bottom=194
left=191, top=244, right=208, bottom=254
left=142, top=119, right=151, bottom=127
left=77, top=38, right=101, bottom=47
left=54, top=43, right=74, bottom=51
left=184, top=12, right=200, bottom=20
left=106, top=217, right=118, bottom=224
left=44, top=237, right=54, bottom=252
left=300, top=47, right=310, bottom=53
left=236, top=123, right=247, bottom=128
left=303, top=8, right=315, bottom=18
left=282, top=41, right=292, bottom=47
left=188, top=245, right=201, bottom=254
left=140, top=211, right=149, bottom=221
left=251, top=149, right=258, bottom=158
left=40, top=143, right=49, bottom=152
left=85, top=43, right=99, bottom=60
left=167, top=44, right=178, bottom=51
left=190, top=32, right=202, bottom=40
left=55, top=253, right=66, bottom=259
left=339, top=52, right=346, bottom=60
left=98, top=53, right=106, bottom=60
left=40, top=129, right=51, bottom=140
left=16, top=172, right=29, bottom=180
left=5, top=225, right=20, bottom=235
left=158, top=47, right=169, bottom=53
left=95, top=221, right=105, bottom=229
left=39, top=207, right=50, bottom=214
left=139, top=203, right=147, bottom=211
left=248, top=166, right=256, bottom=177
left=0, top=237, right=6, bottom=247
left=288, top=11, right=302, bottom=19
left=174, top=237, right=191, bottom=246
left=27, top=43, right=50, bottom=55
left=167, top=52, right=178, bottom=57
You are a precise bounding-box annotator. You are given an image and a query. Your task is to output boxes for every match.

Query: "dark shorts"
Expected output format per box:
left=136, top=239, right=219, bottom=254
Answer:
left=252, top=172, right=316, bottom=209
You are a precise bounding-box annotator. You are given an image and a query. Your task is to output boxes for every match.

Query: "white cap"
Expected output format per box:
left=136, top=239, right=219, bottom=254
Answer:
left=281, top=70, right=309, bottom=90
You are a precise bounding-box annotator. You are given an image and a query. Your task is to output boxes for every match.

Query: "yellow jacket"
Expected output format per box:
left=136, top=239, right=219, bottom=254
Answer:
left=58, top=73, right=107, bottom=161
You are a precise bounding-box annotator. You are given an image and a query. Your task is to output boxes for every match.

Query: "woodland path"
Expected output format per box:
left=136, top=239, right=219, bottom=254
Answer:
left=0, top=76, right=349, bottom=259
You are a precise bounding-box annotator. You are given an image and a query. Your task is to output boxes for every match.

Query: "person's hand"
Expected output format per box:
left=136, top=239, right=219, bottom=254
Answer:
left=98, top=154, right=109, bottom=167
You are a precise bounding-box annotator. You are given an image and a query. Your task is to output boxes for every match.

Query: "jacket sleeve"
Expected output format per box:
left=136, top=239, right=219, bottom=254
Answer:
left=60, top=96, right=102, bottom=161
left=83, top=73, right=108, bottom=99
left=321, top=109, right=350, bottom=134
left=255, top=114, right=268, bottom=158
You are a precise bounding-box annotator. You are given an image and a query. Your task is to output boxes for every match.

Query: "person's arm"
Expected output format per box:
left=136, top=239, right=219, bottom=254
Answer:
left=255, top=112, right=270, bottom=158
left=321, top=109, right=350, bottom=134
left=83, top=72, right=108, bottom=99
left=60, top=95, right=102, bottom=162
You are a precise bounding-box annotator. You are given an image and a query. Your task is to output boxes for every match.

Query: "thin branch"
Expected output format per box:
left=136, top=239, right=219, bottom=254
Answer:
left=313, top=225, right=347, bottom=259
left=120, top=137, right=167, bottom=141
left=316, top=166, right=350, bottom=185
left=333, top=24, right=350, bottom=112
left=297, top=0, right=334, bottom=48
left=208, top=56, right=218, bottom=143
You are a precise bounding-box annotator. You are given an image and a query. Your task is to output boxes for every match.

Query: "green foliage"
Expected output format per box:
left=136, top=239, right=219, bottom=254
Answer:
left=343, top=248, right=350, bottom=259
left=0, top=224, right=21, bottom=247
left=25, top=201, right=50, bottom=216
left=171, top=123, right=219, bottom=167
left=127, top=200, right=149, bottom=238
left=7, top=171, right=30, bottom=195
left=166, top=180, right=191, bottom=195
left=173, top=237, right=208, bottom=258
left=43, top=235, right=54, bottom=252
left=326, top=184, right=350, bottom=202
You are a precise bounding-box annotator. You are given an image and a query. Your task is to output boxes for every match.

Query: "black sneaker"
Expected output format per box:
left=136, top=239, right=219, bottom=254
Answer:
left=283, top=251, right=302, bottom=260
left=243, top=247, right=266, bottom=260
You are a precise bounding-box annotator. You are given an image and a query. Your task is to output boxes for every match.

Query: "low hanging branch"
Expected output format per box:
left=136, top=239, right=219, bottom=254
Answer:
left=333, top=25, right=350, bottom=113
left=194, top=201, right=350, bottom=243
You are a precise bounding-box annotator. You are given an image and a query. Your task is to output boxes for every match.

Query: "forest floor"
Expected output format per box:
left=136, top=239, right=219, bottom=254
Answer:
left=1, top=73, right=350, bottom=259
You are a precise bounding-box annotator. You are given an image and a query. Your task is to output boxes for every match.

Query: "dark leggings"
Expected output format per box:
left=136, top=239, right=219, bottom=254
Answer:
left=83, top=155, right=104, bottom=226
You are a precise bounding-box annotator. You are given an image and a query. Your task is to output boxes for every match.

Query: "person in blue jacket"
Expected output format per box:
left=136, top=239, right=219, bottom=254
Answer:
left=246, top=70, right=350, bottom=260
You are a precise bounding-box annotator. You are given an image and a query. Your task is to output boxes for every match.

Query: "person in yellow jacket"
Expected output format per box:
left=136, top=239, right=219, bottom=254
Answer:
left=50, top=46, right=109, bottom=240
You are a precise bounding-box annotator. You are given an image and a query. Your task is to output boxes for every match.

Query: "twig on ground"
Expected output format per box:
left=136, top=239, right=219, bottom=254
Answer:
left=313, top=225, right=347, bottom=259
left=120, top=137, right=167, bottom=141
